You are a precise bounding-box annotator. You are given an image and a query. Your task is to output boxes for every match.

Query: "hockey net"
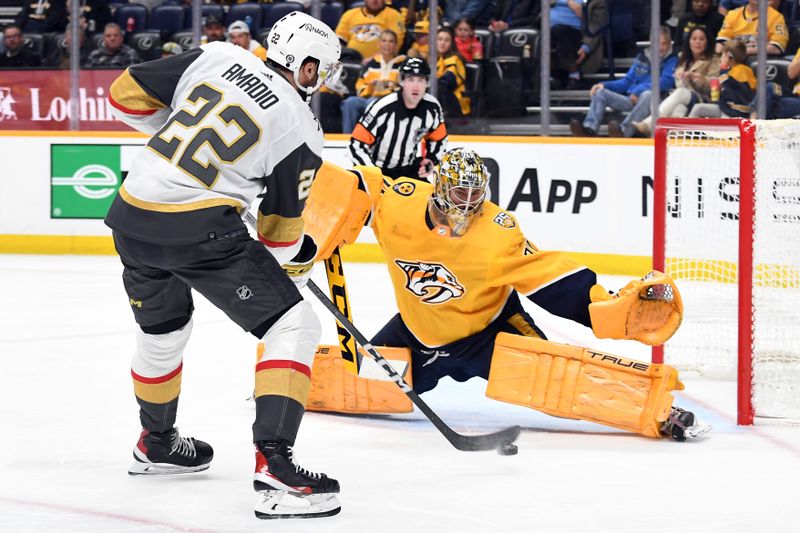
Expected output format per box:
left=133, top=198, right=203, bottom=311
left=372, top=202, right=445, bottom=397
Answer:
left=653, top=118, right=800, bottom=424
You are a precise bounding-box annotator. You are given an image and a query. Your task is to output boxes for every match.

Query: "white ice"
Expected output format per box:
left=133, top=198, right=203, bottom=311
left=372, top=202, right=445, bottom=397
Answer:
left=1, top=255, right=799, bottom=533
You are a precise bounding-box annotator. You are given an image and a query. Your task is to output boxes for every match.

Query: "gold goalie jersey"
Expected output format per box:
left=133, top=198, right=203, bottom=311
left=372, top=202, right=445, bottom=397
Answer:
left=370, top=176, right=592, bottom=347
left=105, top=41, right=322, bottom=251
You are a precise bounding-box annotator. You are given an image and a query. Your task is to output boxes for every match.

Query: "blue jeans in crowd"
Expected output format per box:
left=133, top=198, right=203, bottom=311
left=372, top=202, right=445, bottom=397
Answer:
left=341, top=96, right=376, bottom=133
left=765, top=83, right=800, bottom=119
left=584, top=89, right=652, bottom=137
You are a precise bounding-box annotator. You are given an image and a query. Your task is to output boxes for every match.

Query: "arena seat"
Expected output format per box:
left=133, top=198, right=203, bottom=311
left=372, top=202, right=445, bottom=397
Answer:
left=321, top=1, right=344, bottom=31
left=130, top=31, right=163, bottom=61
left=22, top=33, right=45, bottom=57
left=148, top=5, right=186, bottom=36
left=114, top=4, right=148, bottom=34
left=171, top=31, right=194, bottom=51
left=262, top=2, right=304, bottom=30
left=473, top=28, right=493, bottom=59
left=226, top=3, right=263, bottom=32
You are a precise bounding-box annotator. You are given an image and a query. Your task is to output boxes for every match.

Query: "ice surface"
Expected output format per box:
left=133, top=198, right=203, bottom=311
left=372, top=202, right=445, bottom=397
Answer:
left=1, top=255, right=798, bottom=533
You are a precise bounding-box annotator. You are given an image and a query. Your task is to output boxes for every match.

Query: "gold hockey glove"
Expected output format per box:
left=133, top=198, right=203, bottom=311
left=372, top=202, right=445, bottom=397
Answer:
left=589, top=271, right=683, bottom=345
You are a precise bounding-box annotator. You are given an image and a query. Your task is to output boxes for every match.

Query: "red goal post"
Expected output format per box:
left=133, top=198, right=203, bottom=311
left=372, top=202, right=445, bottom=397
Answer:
left=652, top=118, right=800, bottom=426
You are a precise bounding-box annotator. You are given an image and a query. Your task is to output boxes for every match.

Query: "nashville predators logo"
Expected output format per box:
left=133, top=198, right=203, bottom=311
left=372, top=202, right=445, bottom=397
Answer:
left=493, top=212, right=516, bottom=229
left=393, top=181, right=415, bottom=196
left=395, top=260, right=465, bottom=304
left=352, top=23, right=383, bottom=44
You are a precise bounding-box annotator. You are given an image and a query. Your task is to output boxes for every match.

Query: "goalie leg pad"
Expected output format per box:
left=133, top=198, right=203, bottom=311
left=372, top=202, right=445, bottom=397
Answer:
left=257, top=343, right=413, bottom=414
left=486, top=333, right=684, bottom=438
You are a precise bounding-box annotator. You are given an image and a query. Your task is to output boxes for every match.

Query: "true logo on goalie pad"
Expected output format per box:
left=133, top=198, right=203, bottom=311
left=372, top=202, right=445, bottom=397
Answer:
left=587, top=350, right=650, bottom=372
left=394, top=260, right=465, bottom=304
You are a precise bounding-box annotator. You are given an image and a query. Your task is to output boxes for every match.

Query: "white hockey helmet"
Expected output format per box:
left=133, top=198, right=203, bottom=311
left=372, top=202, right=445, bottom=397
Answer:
left=267, top=11, right=342, bottom=97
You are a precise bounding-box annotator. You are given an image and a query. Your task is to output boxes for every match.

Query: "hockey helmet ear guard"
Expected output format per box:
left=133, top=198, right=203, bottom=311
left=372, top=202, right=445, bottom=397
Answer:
left=432, top=148, right=489, bottom=236
left=267, top=11, right=342, bottom=96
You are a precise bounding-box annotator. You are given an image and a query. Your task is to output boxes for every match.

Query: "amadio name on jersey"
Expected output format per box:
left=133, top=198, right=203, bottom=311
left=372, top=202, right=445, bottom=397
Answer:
left=221, top=64, right=280, bottom=110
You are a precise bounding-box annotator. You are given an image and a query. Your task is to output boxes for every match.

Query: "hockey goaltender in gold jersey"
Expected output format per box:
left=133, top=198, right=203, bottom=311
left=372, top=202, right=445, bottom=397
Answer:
left=289, top=148, right=711, bottom=443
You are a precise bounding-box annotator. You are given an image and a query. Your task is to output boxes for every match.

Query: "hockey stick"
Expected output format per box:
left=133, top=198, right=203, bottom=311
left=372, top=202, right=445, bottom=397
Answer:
left=305, top=279, right=520, bottom=452
left=323, top=249, right=362, bottom=375
left=244, top=212, right=519, bottom=451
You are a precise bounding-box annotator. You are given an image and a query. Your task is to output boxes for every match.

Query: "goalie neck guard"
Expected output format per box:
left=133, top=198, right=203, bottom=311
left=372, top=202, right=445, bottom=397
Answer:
left=431, top=148, right=489, bottom=236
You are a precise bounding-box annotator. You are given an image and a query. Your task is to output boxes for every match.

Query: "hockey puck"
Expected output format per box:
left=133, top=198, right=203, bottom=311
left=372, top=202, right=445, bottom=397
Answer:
left=497, top=444, right=518, bottom=456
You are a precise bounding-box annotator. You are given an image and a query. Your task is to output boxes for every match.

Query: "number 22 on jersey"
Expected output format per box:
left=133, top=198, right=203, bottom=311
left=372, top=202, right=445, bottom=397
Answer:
left=147, top=83, right=262, bottom=189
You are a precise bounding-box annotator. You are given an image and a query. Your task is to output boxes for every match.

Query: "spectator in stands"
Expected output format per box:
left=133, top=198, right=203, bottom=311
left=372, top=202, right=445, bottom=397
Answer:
left=202, top=15, right=226, bottom=44
left=718, top=0, right=747, bottom=16
left=15, top=0, right=67, bottom=33
left=406, top=19, right=430, bottom=60
left=665, top=0, right=688, bottom=28
left=488, top=0, right=539, bottom=32
left=436, top=27, right=470, bottom=117
left=454, top=18, right=483, bottom=63
left=689, top=40, right=755, bottom=117
left=161, top=41, right=182, bottom=58
left=441, top=0, right=494, bottom=28
left=228, top=20, right=267, bottom=61
left=550, top=0, right=586, bottom=90
left=341, top=29, right=405, bottom=133
left=765, top=43, right=800, bottom=118
left=84, top=23, right=141, bottom=68
left=677, top=0, right=724, bottom=44
left=716, top=0, right=788, bottom=56
left=44, top=26, right=90, bottom=68
left=336, top=0, right=405, bottom=62
left=571, top=25, right=678, bottom=138
left=67, top=0, right=112, bottom=36
left=575, top=0, right=608, bottom=83
left=632, top=27, right=720, bottom=136
left=0, top=24, right=42, bottom=68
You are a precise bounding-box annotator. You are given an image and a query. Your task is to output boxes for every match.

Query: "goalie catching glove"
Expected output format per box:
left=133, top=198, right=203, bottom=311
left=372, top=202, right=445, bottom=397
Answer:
left=282, top=234, right=317, bottom=289
left=588, top=271, right=683, bottom=346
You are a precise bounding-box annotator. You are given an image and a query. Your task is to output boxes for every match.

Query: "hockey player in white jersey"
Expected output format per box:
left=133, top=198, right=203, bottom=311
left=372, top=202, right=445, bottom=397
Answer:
left=105, top=12, right=344, bottom=519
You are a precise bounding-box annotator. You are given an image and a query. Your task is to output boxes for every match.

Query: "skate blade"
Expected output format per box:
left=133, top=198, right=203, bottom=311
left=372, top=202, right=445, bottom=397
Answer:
left=254, top=491, right=341, bottom=519
left=685, top=423, right=712, bottom=440
left=128, top=461, right=210, bottom=476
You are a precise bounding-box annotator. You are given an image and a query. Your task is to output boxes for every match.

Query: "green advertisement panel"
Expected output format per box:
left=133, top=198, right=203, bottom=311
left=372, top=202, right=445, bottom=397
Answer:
left=51, top=144, right=138, bottom=219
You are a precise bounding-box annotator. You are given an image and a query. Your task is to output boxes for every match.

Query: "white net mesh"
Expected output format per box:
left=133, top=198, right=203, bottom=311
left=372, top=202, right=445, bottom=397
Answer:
left=660, top=119, right=800, bottom=419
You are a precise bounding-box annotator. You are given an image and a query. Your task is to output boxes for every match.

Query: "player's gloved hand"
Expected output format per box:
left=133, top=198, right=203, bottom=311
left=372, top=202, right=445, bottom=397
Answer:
left=282, top=234, right=317, bottom=289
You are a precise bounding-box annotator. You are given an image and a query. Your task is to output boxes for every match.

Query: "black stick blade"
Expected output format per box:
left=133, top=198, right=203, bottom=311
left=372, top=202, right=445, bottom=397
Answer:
left=447, top=424, right=521, bottom=451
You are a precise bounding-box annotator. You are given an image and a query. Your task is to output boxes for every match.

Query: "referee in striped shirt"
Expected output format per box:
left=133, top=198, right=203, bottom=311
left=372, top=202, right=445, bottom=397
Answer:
left=348, top=57, right=448, bottom=180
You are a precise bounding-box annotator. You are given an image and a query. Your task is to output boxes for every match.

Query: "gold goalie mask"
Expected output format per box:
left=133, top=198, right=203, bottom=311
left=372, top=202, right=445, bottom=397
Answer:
left=431, top=148, right=489, bottom=236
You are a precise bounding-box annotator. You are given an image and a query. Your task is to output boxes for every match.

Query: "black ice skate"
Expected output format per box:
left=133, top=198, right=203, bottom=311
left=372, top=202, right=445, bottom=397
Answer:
left=128, top=428, right=213, bottom=475
left=661, top=407, right=712, bottom=442
left=253, top=439, right=340, bottom=519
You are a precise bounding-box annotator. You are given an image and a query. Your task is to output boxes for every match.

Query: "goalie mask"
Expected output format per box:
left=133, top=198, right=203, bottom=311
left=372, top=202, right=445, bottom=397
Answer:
left=431, top=148, right=489, bottom=236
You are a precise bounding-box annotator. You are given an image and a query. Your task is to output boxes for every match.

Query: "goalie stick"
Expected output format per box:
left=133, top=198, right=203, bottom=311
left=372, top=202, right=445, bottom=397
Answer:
left=244, top=212, right=520, bottom=452
left=323, top=248, right=362, bottom=375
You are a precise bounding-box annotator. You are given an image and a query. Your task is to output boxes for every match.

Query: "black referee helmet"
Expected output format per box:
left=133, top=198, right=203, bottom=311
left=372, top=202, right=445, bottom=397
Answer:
left=399, top=57, right=431, bottom=80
